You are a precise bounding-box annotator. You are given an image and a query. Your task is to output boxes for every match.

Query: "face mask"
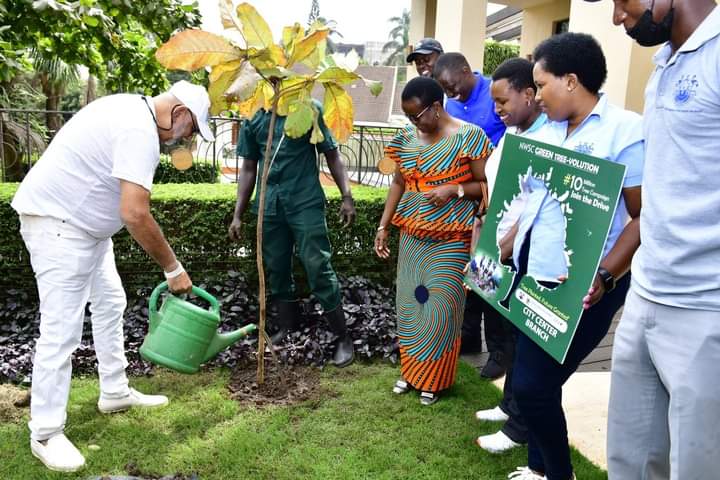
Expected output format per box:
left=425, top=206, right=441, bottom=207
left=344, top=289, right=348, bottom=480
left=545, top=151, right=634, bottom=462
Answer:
left=626, top=0, right=674, bottom=47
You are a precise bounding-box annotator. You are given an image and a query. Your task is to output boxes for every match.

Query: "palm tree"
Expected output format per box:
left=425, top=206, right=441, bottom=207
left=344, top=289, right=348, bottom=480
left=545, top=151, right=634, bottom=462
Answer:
left=382, top=9, right=410, bottom=66
left=31, top=51, right=80, bottom=136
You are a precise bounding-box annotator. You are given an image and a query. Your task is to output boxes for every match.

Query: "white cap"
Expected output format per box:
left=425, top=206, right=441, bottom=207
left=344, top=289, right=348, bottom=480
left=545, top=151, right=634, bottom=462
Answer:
left=168, top=80, right=214, bottom=141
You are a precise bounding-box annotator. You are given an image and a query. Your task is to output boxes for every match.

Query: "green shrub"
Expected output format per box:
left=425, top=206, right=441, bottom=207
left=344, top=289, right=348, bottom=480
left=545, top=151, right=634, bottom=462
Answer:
left=483, top=41, right=520, bottom=76
left=0, top=183, right=398, bottom=297
left=153, top=157, right=220, bottom=183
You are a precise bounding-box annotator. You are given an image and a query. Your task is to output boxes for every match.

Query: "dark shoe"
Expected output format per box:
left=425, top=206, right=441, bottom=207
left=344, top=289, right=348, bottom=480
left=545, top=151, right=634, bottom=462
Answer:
left=325, top=306, right=355, bottom=368
left=269, top=300, right=300, bottom=345
left=480, top=352, right=507, bottom=379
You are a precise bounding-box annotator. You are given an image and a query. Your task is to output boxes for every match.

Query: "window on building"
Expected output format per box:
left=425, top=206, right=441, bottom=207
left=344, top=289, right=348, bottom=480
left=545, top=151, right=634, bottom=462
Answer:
left=554, top=18, right=570, bottom=35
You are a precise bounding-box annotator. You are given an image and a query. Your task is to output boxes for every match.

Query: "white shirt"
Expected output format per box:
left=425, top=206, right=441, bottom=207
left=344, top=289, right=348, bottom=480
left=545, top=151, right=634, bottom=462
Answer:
left=12, top=94, right=160, bottom=239
left=632, top=7, right=720, bottom=310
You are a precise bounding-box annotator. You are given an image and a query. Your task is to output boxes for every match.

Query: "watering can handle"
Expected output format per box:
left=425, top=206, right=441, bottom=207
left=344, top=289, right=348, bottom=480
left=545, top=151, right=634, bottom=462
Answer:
left=149, top=281, right=220, bottom=316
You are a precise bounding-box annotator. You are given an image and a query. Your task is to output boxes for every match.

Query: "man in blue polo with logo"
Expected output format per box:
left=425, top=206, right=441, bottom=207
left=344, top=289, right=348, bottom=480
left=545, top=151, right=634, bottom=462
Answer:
left=433, top=51, right=509, bottom=378
left=586, top=0, right=720, bottom=478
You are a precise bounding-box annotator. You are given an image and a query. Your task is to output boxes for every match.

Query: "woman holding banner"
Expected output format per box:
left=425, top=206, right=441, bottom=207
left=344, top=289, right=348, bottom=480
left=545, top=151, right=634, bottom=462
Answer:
left=506, top=33, right=644, bottom=480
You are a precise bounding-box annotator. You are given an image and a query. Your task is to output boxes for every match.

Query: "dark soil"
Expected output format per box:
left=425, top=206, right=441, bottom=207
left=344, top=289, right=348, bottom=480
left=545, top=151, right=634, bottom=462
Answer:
left=89, top=462, right=199, bottom=480
left=226, top=356, right=328, bottom=407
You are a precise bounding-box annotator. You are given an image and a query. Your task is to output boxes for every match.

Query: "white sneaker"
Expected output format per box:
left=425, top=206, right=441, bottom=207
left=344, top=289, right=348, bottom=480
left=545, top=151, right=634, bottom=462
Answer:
left=476, top=430, right=522, bottom=453
left=475, top=405, right=510, bottom=422
left=30, top=434, right=85, bottom=472
left=98, top=387, right=168, bottom=413
left=507, top=466, right=547, bottom=479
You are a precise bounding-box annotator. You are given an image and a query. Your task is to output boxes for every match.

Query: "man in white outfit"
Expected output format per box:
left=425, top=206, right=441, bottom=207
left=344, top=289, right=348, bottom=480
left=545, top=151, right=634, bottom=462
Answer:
left=11, top=80, right=214, bottom=472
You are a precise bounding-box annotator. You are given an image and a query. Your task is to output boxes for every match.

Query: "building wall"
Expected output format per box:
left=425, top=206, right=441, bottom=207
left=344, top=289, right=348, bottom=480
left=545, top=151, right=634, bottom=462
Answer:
left=569, top=1, right=655, bottom=113
left=519, top=0, right=570, bottom=59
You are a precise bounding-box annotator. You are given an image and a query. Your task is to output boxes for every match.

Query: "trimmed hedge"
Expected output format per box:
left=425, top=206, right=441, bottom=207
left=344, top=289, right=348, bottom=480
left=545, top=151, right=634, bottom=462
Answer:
left=0, top=183, right=398, bottom=298
left=483, top=41, right=521, bottom=76
left=153, top=158, right=220, bottom=184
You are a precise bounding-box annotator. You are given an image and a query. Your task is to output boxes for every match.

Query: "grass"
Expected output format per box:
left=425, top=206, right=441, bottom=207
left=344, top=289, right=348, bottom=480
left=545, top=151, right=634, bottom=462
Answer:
left=0, top=362, right=607, bottom=480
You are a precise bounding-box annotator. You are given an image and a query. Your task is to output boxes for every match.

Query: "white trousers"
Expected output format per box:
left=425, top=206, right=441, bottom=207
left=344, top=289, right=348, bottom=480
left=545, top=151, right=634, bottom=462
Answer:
left=20, top=215, right=130, bottom=441
left=607, top=286, right=720, bottom=480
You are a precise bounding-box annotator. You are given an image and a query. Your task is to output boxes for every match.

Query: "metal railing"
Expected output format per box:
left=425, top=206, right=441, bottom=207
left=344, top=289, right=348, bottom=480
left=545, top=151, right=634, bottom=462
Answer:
left=1, top=109, right=401, bottom=186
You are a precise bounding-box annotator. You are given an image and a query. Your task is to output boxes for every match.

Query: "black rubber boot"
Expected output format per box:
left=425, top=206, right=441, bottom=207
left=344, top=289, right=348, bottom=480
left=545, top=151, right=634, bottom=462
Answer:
left=325, top=306, right=355, bottom=368
left=269, top=300, right=300, bottom=345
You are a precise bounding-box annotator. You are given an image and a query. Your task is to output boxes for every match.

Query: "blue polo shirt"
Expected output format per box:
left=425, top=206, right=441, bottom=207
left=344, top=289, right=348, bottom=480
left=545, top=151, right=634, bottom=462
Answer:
left=632, top=7, right=720, bottom=310
left=445, top=72, right=506, bottom=146
left=536, top=94, right=644, bottom=259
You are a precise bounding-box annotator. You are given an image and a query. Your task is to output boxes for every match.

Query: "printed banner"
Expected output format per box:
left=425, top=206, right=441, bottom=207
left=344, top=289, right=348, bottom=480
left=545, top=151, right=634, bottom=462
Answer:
left=465, top=134, right=626, bottom=363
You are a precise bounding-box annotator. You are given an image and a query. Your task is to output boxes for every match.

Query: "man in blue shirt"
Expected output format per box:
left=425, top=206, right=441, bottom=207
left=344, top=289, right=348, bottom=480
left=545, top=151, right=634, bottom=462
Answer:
left=432, top=52, right=508, bottom=378
left=586, top=1, right=720, bottom=478
left=433, top=52, right=507, bottom=146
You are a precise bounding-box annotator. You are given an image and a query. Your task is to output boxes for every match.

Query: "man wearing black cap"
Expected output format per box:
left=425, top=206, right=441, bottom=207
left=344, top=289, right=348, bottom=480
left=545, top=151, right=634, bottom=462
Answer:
left=406, top=37, right=444, bottom=77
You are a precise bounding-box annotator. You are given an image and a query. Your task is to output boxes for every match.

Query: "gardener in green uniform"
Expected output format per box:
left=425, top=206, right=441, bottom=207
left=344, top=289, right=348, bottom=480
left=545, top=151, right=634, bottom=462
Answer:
left=228, top=102, right=355, bottom=367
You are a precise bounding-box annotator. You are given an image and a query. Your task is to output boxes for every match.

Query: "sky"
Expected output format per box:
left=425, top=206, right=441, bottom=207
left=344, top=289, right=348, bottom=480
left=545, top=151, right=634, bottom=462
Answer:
left=198, top=0, right=505, bottom=45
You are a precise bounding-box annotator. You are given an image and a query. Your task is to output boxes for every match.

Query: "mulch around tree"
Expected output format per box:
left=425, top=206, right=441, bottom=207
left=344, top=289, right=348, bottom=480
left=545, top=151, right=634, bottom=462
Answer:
left=226, top=355, right=329, bottom=407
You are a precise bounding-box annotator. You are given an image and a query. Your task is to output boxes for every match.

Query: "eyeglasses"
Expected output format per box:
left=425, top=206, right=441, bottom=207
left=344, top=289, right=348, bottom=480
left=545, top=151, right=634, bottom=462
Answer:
left=406, top=104, right=431, bottom=123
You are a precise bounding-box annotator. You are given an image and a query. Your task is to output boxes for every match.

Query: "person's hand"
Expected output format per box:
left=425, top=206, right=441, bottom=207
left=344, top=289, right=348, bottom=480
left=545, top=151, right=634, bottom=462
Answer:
left=228, top=217, right=242, bottom=242
left=168, top=271, right=192, bottom=295
left=339, top=196, right=356, bottom=227
left=424, top=184, right=458, bottom=207
left=374, top=228, right=390, bottom=258
left=582, top=274, right=605, bottom=310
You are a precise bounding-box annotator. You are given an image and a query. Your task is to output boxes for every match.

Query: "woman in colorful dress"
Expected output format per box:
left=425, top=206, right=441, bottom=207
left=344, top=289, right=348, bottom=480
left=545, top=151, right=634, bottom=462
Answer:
left=374, top=76, right=493, bottom=405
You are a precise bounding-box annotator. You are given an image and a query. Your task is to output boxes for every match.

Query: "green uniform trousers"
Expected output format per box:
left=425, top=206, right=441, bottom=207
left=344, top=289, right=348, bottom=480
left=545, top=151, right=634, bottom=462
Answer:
left=261, top=202, right=341, bottom=311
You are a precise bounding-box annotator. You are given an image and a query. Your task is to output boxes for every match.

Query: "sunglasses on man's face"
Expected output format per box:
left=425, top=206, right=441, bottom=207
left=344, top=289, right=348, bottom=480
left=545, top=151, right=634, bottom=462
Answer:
left=406, top=104, right=431, bottom=123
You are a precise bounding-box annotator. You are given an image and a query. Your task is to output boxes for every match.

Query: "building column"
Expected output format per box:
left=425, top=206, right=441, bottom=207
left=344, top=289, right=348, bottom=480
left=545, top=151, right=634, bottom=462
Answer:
left=434, top=0, right=488, bottom=72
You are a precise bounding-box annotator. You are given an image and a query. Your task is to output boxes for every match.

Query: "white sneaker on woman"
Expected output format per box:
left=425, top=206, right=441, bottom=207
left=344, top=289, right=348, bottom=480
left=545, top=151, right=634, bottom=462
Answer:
left=30, top=433, right=85, bottom=472
left=476, top=430, right=521, bottom=453
left=475, top=405, right=510, bottom=422
left=507, top=466, right=547, bottom=479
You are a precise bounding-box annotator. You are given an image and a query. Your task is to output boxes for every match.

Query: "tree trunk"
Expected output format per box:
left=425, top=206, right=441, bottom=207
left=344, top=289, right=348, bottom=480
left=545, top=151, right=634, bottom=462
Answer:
left=256, top=89, right=280, bottom=385
left=84, top=75, right=97, bottom=106
left=43, top=80, right=63, bottom=139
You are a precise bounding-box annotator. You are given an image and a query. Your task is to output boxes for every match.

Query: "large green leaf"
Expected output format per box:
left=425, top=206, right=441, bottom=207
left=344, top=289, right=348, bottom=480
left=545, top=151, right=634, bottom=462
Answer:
left=236, top=2, right=273, bottom=49
left=362, top=77, right=384, bottom=96
left=323, top=83, right=353, bottom=144
left=276, top=76, right=311, bottom=116
left=208, top=68, right=237, bottom=115
left=284, top=99, right=314, bottom=138
left=156, top=30, right=242, bottom=71
left=316, top=66, right=360, bottom=86
left=310, top=104, right=325, bottom=145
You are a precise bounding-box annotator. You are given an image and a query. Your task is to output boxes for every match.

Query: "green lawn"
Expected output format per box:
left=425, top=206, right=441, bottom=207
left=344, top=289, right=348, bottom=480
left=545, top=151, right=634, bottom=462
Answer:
left=0, top=362, right=607, bottom=480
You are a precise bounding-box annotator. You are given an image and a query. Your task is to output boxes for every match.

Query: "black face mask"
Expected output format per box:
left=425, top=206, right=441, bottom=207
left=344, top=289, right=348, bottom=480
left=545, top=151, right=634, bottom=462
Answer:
left=626, top=0, right=675, bottom=47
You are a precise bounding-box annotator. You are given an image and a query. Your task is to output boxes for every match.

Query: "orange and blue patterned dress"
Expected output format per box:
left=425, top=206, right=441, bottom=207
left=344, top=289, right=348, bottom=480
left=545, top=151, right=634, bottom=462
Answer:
left=386, top=123, right=493, bottom=392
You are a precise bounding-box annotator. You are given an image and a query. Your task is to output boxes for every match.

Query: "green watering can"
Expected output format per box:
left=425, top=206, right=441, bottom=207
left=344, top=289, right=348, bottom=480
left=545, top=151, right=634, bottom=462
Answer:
left=139, top=281, right=256, bottom=374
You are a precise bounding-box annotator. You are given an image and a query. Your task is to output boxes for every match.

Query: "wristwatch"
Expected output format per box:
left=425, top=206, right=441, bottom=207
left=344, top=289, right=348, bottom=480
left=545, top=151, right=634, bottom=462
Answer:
left=457, top=184, right=465, bottom=199
left=597, top=267, right=616, bottom=293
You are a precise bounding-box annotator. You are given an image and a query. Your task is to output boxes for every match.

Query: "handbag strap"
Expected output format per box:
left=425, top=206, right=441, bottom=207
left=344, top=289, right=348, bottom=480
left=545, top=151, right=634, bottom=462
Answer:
left=478, top=180, right=489, bottom=215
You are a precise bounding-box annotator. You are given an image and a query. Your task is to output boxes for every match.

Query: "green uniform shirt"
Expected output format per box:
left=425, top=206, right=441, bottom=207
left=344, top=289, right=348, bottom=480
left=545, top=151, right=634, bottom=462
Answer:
left=236, top=104, right=338, bottom=216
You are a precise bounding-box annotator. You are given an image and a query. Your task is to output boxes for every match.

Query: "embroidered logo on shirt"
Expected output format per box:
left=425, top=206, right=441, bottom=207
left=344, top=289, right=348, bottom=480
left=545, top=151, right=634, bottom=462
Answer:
left=574, top=142, right=595, bottom=155
left=674, top=75, right=698, bottom=105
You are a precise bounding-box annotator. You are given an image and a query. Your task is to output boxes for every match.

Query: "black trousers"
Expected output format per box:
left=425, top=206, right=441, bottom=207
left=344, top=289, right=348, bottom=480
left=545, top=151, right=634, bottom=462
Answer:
left=462, top=291, right=514, bottom=358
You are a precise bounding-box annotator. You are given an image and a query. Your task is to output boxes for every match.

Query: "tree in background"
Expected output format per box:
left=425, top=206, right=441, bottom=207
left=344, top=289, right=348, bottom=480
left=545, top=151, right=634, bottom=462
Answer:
left=308, top=0, right=320, bottom=25
left=0, top=0, right=200, bottom=181
left=382, top=9, right=410, bottom=67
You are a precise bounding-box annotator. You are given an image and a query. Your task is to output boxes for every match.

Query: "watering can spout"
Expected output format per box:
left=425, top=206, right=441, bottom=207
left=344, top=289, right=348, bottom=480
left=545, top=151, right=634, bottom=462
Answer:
left=203, top=324, right=257, bottom=363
